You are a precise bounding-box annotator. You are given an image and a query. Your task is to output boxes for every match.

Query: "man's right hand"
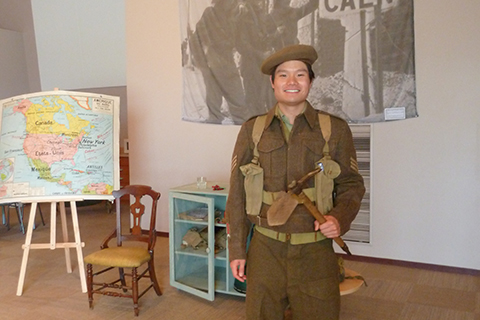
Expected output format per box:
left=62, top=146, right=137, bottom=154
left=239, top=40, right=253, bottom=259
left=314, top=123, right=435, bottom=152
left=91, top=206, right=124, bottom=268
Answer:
left=230, top=259, right=247, bottom=282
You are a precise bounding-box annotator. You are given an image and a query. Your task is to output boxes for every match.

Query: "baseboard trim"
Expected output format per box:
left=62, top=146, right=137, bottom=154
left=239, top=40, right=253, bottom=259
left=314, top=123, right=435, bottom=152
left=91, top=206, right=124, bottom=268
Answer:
left=157, top=231, right=169, bottom=238
left=340, top=253, right=480, bottom=276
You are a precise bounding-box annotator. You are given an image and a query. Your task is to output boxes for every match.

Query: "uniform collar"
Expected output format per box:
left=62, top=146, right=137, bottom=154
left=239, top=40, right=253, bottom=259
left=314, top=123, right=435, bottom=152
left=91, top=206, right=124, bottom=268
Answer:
left=264, top=101, right=317, bottom=129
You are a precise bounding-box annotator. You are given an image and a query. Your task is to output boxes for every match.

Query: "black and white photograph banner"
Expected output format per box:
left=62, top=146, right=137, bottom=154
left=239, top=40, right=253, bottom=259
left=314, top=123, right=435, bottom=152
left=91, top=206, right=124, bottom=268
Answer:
left=179, top=0, right=417, bottom=125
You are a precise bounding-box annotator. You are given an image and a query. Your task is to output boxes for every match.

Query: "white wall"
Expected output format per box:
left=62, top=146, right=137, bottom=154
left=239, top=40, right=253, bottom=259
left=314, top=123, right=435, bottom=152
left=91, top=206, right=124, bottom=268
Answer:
left=0, top=0, right=40, bottom=97
left=31, top=0, right=126, bottom=91
left=365, top=0, right=480, bottom=269
left=0, top=29, right=30, bottom=99
left=126, top=0, right=480, bottom=270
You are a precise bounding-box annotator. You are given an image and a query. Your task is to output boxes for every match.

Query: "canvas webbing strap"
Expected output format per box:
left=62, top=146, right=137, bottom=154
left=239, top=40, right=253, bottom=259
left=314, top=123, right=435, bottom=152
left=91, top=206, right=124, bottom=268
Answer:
left=255, top=225, right=326, bottom=244
left=251, top=115, right=267, bottom=164
left=318, top=113, right=331, bottom=156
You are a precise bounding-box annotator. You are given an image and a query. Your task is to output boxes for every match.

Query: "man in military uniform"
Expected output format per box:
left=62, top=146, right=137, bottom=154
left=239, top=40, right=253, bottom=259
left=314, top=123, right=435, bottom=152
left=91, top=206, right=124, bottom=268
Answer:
left=234, top=0, right=277, bottom=117
left=189, top=0, right=246, bottom=124
left=225, top=44, right=365, bottom=319
left=270, top=0, right=319, bottom=50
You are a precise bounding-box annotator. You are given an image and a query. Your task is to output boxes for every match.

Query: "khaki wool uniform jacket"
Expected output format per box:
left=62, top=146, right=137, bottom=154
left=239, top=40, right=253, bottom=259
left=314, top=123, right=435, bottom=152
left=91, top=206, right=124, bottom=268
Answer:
left=226, top=102, right=365, bottom=261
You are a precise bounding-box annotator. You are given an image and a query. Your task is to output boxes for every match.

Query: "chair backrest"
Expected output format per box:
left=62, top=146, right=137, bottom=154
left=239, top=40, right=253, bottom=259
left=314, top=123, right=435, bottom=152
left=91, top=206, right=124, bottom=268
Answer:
left=112, top=185, right=161, bottom=249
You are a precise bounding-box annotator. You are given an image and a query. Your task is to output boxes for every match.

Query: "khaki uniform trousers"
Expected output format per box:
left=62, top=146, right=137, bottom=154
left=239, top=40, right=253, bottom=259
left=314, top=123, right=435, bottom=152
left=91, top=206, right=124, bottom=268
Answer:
left=246, top=231, right=340, bottom=320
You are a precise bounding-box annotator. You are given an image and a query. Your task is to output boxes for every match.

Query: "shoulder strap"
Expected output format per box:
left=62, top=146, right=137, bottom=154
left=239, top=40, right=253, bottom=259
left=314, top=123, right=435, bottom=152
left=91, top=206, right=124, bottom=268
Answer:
left=251, top=115, right=267, bottom=164
left=318, top=113, right=331, bottom=156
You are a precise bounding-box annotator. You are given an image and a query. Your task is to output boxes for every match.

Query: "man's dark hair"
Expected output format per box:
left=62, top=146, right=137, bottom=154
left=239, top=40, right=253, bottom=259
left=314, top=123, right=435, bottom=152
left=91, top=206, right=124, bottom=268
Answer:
left=270, top=63, right=315, bottom=83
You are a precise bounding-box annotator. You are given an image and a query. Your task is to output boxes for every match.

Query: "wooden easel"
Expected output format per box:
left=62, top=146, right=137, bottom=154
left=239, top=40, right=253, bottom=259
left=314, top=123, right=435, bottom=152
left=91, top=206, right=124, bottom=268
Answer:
left=16, top=198, right=87, bottom=296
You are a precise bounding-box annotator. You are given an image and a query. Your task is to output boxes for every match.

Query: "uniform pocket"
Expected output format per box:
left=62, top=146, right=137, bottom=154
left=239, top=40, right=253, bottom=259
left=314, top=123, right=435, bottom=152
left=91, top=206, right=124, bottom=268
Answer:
left=258, top=137, right=285, bottom=179
left=303, top=138, right=338, bottom=159
left=304, top=140, right=324, bottom=159
left=302, top=140, right=324, bottom=173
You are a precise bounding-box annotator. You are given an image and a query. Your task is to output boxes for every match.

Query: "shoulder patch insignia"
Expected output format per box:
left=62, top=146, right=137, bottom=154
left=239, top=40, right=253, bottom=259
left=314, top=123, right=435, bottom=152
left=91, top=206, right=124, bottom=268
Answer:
left=231, top=154, right=238, bottom=173
left=350, top=157, right=359, bottom=172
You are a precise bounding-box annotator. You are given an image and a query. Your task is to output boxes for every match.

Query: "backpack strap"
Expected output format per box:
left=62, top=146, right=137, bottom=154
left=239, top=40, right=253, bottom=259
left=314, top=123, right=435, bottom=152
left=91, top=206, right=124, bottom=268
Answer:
left=318, top=113, right=331, bottom=156
left=251, top=115, right=267, bottom=165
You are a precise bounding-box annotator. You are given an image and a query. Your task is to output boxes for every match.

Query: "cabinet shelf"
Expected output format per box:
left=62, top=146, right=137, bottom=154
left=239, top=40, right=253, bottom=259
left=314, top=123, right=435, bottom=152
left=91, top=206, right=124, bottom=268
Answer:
left=169, top=182, right=244, bottom=301
left=174, top=247, right=227, bottom=260
left=174, top=219, right=208, bottom=226
left=174, top=219, right=226, bottom=227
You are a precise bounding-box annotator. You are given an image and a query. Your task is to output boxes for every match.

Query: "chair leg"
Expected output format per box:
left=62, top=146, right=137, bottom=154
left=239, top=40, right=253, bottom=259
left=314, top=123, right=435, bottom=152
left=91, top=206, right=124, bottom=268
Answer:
left=37, top=204, right=46, bottom=226
left=1, top=206, right=5, bottom=225
left=119, top=267, right=127, bottom=292
left=132, top=267, right=139, bottom=316
left=15, top=204, right=25, bottom=234
left=31, top=203, right=45, bottom=230
left=6, top=208, right=11, bottom=230
left=148, top=259, right=162, bottom=296
left=2, top=206, right=10, bottom=230
left=86, top=263, right=94, bottom=309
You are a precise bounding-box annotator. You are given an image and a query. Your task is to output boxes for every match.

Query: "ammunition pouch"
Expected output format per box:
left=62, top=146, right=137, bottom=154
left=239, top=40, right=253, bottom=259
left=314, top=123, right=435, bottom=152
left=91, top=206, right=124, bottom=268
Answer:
left=241, top=114, right=267, bottom=216
left=314, top=113, right=341, bottom=214
left=315, top=157, right=341, bottom=214
left=240, top=162, right=264, bottom=216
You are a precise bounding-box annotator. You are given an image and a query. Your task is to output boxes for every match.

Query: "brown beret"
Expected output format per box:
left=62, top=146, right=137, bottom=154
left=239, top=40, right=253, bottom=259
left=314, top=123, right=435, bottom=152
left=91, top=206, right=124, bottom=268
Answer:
left=261, top=44, right=318, bottom=75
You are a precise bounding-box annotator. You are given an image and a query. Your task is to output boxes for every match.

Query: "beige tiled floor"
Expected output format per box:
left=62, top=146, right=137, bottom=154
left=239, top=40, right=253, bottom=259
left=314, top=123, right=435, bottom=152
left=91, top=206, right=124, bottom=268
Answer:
left=0, top=202, right=478, bottom=320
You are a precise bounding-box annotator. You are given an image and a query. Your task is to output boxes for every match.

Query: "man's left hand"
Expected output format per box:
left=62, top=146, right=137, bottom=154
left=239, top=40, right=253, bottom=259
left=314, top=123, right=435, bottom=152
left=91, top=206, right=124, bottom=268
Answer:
left=314, top=215, right=340, bottom=238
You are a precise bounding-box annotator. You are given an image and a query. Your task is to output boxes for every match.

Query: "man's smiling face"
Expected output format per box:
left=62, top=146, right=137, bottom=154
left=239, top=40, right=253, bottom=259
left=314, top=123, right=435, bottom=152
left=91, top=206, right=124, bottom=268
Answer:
left=271, top=60, right=312, bottom=109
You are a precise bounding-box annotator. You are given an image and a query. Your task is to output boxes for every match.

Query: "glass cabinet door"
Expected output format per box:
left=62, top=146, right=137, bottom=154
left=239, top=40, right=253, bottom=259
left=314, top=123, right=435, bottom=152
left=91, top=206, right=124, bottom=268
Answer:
left=169, top=192, right=215, bottom=301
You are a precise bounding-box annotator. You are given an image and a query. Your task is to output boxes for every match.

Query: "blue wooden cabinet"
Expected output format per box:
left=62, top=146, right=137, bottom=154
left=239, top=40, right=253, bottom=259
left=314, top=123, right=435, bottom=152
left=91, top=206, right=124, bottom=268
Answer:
left=169, top=182, right=245, bottom=301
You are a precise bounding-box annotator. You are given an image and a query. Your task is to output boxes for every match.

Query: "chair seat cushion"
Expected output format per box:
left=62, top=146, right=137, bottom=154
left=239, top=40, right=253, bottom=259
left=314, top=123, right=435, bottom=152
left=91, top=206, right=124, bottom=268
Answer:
left=84, top=247, right=151, bottom=268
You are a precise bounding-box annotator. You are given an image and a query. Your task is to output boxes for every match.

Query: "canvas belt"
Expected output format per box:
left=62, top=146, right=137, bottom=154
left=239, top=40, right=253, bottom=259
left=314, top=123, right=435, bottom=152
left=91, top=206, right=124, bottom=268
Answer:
left=255, top=225, right=326, bottom=245
left=262, top=187, right=316, bottom=205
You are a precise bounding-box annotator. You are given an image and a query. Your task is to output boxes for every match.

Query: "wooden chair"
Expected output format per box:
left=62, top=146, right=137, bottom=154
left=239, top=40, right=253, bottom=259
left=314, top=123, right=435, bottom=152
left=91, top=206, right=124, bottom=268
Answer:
left=84, top=185, right=162, bottom=316
left=1, top=202, right=45, bottom=233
